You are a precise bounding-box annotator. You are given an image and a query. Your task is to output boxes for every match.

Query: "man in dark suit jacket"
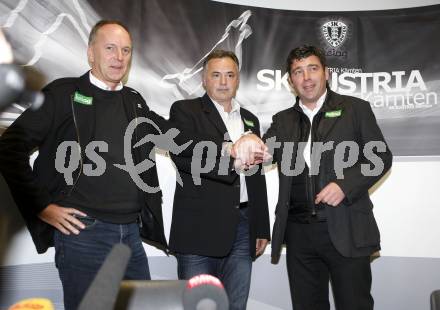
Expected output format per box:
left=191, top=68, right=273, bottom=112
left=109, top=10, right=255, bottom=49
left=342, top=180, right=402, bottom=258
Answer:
left=168, top=50, right=270, bottom=310
left=265, top=45, right=392, bottom=310
left=0, top=21, right=169, bottom=310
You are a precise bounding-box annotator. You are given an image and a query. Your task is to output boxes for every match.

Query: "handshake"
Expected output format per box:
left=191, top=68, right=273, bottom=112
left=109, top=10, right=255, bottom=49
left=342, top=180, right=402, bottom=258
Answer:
left=228, top=134, right=272, bottom=171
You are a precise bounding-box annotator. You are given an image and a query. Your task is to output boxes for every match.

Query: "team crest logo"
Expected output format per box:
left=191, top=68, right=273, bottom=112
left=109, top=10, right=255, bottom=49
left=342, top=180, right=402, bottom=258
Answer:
left=321, top=20, right=348, bottom=48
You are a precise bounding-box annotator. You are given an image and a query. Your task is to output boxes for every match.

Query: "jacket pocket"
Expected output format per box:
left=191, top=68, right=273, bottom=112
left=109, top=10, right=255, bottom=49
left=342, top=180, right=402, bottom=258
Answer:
left=350, top=203, right=380, bottom=248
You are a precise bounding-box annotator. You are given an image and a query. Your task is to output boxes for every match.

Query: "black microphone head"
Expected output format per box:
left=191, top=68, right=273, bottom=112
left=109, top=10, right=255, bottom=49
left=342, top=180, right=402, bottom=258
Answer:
left=0, top=63, right=25, bottom=110
left=21, top=90, right=45, bottom=110
left=78, top=243, right=132, bottom=310
left=182, top=274, right=229, bottom=310
left=0, top=63, right=45, bottom=111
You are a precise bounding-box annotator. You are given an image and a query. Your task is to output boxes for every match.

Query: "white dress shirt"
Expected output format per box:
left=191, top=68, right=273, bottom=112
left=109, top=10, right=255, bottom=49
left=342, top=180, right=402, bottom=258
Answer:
left=211, top=98, right=249, bottom=203
left=299, top=90, right=327, bottom=170
left=89, top=71, right=123, bottom=91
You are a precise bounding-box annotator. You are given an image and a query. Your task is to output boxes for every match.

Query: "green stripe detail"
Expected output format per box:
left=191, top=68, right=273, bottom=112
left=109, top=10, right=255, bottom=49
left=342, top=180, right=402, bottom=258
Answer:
left=73, top=91, right=93, bottom=105
left=243, top=118, right=255, bottom=127
left=325, top=109, right=342, bottom=118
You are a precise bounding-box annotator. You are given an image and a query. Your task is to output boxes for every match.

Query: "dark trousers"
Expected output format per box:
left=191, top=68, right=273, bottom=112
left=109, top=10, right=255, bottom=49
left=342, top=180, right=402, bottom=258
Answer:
left=54, top=216, right=150, bottom=310
left=176, top=207, right=252, bottom=310
left=285, top=221, right=373, bottom=310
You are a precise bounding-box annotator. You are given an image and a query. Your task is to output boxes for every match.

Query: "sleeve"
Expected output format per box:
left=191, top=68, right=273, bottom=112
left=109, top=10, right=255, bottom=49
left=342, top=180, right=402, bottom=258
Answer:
left=333, top=101, right=393, bottom=204
left=252, top=117, right=271, bottom=240
left=0, top=87, right=57, bottom=216
left=168, top=101, right=237, bottom=185
left=142, top=104, right=227, bottom=159
left=262, top=113, right=282, bottom=165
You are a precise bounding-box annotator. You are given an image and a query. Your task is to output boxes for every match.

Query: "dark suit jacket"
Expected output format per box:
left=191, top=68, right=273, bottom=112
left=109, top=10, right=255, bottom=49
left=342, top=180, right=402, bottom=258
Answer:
left=168, top=94, right=270, bottom=258
left=265, top=90, right=392, bottom=261
left=0, top=72, right=167, bottom=253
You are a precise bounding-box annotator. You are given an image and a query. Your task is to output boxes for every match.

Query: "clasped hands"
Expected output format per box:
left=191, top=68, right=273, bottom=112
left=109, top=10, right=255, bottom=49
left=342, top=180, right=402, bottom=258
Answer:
left=229, top=135, right=346, bottom=206
left=230, top=134, right=271, bottom=171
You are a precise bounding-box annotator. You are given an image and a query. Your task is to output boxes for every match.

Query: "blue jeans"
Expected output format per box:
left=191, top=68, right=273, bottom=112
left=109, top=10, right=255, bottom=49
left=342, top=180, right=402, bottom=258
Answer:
left=176, top=207, right=252, bottom=310
left=53, top=216, right=150, bottom=310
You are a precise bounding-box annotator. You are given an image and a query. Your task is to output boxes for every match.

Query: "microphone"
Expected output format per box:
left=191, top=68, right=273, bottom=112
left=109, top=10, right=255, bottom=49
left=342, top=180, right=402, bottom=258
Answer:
left=0, top=64, right=44, bottom=111
left=8, top=298, right=54, bottom=310
left=78, top=243, right=132, bottom=310
left=183, top=274, right=229, bottom=310
left=114, top=274, right=229, bottom=309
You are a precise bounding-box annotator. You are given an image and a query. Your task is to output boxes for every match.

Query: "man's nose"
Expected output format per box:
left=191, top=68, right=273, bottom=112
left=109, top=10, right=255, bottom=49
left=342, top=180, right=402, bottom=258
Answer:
left=303, top=70, right=310, bottom=80
left=115, top=49, right=123, bottom=61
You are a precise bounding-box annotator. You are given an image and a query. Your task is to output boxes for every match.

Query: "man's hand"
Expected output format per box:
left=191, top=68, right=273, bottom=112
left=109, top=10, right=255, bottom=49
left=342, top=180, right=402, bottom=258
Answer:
left=233, top=157, right=247, bottom=171
left=38, top=204, right=87, bottom=235
left=256, top=238, right=268, bottom=256
left=231, top=134, right=271, bottom=167
left=315, top=182, right=345, bottom=207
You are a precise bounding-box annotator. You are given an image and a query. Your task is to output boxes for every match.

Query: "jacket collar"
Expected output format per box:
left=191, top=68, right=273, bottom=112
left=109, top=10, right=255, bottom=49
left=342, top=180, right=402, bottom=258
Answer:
left=292, top=88, right=342, bottom=113
left=292, top=89, right=344, bottom=141
left=201, top=93, right=229, bottom=138
left=240, top=109, right=256, bottom=133
left=73, top=72, right=137, bottom=147
left=73, top=72, right=97, bottom=148
left=316, top=89, right=344, bottom=140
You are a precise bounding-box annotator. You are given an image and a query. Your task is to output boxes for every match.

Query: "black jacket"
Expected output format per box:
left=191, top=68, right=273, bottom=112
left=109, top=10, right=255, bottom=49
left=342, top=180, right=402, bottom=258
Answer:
left=168, top=94, right=270, bottom=258
left=0, top=72, right=167, bottom=253
left=265, top=90, right=393, bottom=261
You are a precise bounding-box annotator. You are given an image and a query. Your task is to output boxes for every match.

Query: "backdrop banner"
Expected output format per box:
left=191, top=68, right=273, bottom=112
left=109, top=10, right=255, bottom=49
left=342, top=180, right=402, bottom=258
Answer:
left=1, top=0, right=439, bottom=157
left=1, top=2, right=440, bottom=310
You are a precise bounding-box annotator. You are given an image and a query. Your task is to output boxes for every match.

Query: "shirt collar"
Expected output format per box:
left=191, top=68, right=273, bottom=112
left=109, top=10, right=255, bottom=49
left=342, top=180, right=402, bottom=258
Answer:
left=299, top=90, right=327, bottom=114
left=210, top=97, right=241, bottom=115
left=89, top=71, right=123, bottom=91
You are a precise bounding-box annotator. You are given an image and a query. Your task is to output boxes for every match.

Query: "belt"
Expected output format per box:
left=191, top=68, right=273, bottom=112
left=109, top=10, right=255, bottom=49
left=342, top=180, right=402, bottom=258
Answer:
left=288, top=208, right=327, bottom=224
left=239, top=202, right=248, bottom=209
left=292, top=215, right=327, bottom=224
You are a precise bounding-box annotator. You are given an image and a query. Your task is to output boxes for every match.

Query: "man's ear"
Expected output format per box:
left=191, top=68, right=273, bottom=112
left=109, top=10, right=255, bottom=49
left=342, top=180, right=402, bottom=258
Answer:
left=202, top=73, right=207, bottom=90
left=287, top=75, right=293, bottom=88
left=325, top=66, right=330, bottom=81
left=287, top=74, right=297, bottom=96
left=87, top=46, right=94, bottom=66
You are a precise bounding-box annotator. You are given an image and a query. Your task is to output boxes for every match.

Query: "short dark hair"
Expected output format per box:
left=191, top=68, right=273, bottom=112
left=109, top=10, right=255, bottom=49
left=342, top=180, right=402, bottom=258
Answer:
left=203, top=50, right=239, bottom=69
left=285, top=45, right=327, bottom=74
left=88, top=20, right=131, bottom=46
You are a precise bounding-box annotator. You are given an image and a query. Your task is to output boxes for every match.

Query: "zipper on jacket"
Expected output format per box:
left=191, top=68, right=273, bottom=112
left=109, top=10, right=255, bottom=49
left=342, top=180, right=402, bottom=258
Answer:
left=309, top=112, right=324, bottom=217
left=133, top=102, right=139, bottom=142
left=68, top=95, right=84, bottom=195
left=132, top=101, right=144, bottom=225
left=305, top=116, right=317, bottom=216
left=308, top=175, right=316, bottom=216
